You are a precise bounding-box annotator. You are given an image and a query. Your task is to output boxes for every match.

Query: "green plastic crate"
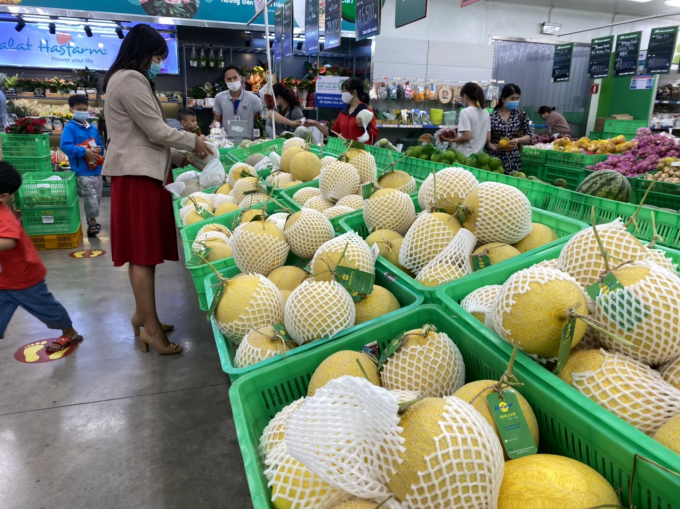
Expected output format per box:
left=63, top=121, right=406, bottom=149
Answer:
left=1, top=133, right=51, bottom=158
left=638, top=172, right=680, bottom=211
left=366, top=144, right=403, bottom=171
left=230, top=304, right=680, bottom=509
left=225, top=139, right=286, bottom=164
left=5, top=155, right=53, bottom=175
left=520, top=161, right=543, bottom=179
left=521, top=147, right=549, bottom=164
left=172, top=185, right=221, bottom=228
left=589, top=131, right=605, bottom=140
left=543, top=164, right=585, bottom=189
left=546, top=151, right=608, bottom=169
left=179, top=200, right=287, bottom=310
left=393, top=155, right=449, bottom=180
left=604, top=119, right=647, bottom=134
left=541, top=187, right=680, bottom=249
left=22, top=197, right=81, bottom=236
left=205, top=264, right=424, bottom=380
left=17, top=171, right=77, bottom=208
left=325, top=137, right=346, bottom=153
left=339, top=196, right=588, bottom=303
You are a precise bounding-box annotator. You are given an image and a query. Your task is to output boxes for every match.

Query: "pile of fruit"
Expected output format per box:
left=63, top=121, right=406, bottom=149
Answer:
left=553, top=135, right=635, bottom=155
left=644, top=157, right=680, bottom=185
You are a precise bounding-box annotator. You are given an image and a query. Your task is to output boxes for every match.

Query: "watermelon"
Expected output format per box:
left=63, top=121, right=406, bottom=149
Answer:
left=576, top=170, right=632, bottom=202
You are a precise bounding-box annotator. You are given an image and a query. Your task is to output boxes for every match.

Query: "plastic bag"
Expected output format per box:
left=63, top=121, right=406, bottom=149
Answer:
left=198, top=157, right=226, bottom=189
left=78, top=137, right=104, bottom=170
left=190, top=141, right=219, bottom=170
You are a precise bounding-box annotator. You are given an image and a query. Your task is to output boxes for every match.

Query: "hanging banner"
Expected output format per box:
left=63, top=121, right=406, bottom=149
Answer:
left=356, top=0, right=381, bottom=41
left=274, top=7, right=283, bottom=62
left=614, top=31, right=642, bottom=77
left=283, top=0, right=294, bottom=59
left=305, top=0, right=319, bottom=54
left=396, top=0, right=428, bottom=28
left=552, top=43, right=573, bottom=83
left=324, top=0, right=342, bottom=50
left=315, top=75, right=349, bottom=108
left=647, top=26, right=679, bottom=75
left=588, top=36, right=614, bottom=79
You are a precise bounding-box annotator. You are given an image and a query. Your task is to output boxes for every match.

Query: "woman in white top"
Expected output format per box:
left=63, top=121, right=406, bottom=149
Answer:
left=440, top=82, right=490, bottom=157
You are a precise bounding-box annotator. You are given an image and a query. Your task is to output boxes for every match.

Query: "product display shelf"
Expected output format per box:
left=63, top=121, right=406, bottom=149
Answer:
left=229, top=304, right=680, bottom=509
left=29, top=226, right=82, bottom=251
left=541, top=187, right=680, bottom=249
left=204, top=262, right=423, bottom=381
left=21, top=197, right=81, bottom=236
left=17, top=171, right=77, bottom=208
left=637, top=172, right=680, bottom=211
left=172, top=185, right=221, bottom=229
left=0, top=133, right=51, bottom=158
left=224, top=139, right=286, bottom=165
left=179, top=201, right=283, bottom=311
left=339, top=195, right=588, bottom=303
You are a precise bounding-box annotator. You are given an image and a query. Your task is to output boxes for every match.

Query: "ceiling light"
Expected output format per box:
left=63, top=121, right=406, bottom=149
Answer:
left=628, top=0, right=652, bottom=2
left=666, top=0, right=680, bottom=6
left=84, top=25, right=93, bottom=37
left=116, top=25, right=124, bottom=39
left=15, top=16, right=25, bottom=32
left=542, top=22, right=561, bottom=35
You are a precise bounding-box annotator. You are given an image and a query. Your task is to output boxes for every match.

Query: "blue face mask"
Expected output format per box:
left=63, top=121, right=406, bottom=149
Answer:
left=72, top=111, right=89, bottom=124
left=506, top=100, right=520, bottom=110
left=146, top=61, right=162, bottom=80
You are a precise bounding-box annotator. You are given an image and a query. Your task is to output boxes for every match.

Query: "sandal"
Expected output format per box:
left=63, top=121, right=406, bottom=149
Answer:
left=87, top=224, right=99, bottom=237
left=95, top=223, right=101, bottom=232
left=46, top=335, right=83, bottom=353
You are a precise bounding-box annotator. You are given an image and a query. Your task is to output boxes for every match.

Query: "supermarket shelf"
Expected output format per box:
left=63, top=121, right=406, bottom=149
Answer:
left=655, top=100, right=680, bottom=105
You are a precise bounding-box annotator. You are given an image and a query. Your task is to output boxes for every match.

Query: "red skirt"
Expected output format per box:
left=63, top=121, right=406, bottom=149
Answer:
left=110, top=175, right=179, bottom=267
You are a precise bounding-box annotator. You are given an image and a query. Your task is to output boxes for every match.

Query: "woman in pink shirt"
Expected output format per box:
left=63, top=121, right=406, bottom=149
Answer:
left=539, top=106, right=571, bottom=135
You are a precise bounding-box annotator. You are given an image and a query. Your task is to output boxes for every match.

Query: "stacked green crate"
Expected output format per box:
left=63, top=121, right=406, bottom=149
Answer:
left=543, top=151, right=608, bottom=189
left=18, top=171, right=81, bottom=237
left=1, top=133, right=53, bottom=175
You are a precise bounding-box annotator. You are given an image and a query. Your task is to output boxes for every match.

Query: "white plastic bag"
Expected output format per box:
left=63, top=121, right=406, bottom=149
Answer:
left=198, top=158, right=226, bottom=189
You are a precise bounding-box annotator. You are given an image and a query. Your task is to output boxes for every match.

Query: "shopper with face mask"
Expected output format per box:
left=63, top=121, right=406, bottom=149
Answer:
left=304, top=77, right=379, bottom=144
left=486, top=83, right=532, bottom=174
left=538, top=106, right=571, bottom=135
left=266, top=83, right=304, bottom=136
left=213, top=65, right=263, bottom=138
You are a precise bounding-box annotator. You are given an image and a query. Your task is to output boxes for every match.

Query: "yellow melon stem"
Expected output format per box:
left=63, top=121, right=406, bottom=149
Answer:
left=590, top=206, right=612, bottom=273
left=626, top=178, right=656, bottom=230
left=383, top=152, right=408, bottom=174
left=456, top=204, right=470, bottom=225
left=567, top=308, right=634, bottom=347
left=250, top=326, right=294, bottom=357
left=467, top=344, right=524, bottom=408
left=649, top=211, right=663, bottom=249
left=375, top=495, right=394, bottom=509
left=310, top=241, right=351, bottom=280
left=355, top=358, right=372, bottom=382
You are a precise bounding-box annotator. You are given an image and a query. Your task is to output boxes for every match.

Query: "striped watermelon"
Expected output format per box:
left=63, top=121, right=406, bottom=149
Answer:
left=576, top=170, right=632, bottom=203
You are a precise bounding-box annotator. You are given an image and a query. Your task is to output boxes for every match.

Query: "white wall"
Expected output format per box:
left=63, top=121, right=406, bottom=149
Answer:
left=373, top=0, right=680, bottom=82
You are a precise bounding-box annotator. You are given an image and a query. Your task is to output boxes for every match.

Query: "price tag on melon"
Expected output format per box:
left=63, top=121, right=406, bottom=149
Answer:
left=586, top=272, right=625, bottom=301
left=487, top=391, right=538, bottom=459
left=586, top=273, right=649, bottom=331
left=362, top=183, right=376, bottom=200
left=554, top=318, right=576, bottom=376
left=471, top=254, right=492, bottom=272
left=206, top=281, right=226, bottom=322
left=370, top=243, right=381, bottom=262
left=362, top=341, right=379, bottom=363
left=187, top=247, right=211, bottom=267
left=335, top=266, right=375, bottom=296
left=378, top=333, right=406, bottom=370
left=195, top=205, right=214, bottom=220
left=273, top=323, right=290, bottom=339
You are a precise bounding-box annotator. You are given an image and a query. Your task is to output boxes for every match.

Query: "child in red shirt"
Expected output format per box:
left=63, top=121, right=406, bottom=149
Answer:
left=0, top=162, right=82, bottom=351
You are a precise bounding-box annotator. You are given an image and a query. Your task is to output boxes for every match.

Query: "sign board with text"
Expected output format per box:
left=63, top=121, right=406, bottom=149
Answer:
left=283, top=0, right=294, bottom=59
left=396, top=0, right=428, bottom=28
left=552, top=43, right=574, bottom=83
left=614, top=31, right=642, bottom=77
left=325, top=0, right=342, bottom=50
left=647, top=26, right=678, bottom=75
left=315, top=76, right=349, bottom=108
left=356, top=0, right=381, bottom=41
left=305, top=0, right=320, bottom=54
left=274, top=7, right=283, bottom=62
left=589, top=36, right=614, bottom=79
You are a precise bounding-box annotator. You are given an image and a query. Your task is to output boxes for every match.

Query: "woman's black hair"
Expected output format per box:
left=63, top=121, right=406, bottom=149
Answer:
left=0, top=161, right=22, bottom=195
left=342, top=77, right=369, bottom=104
left=460, top=82, right=485, bottom=108
left=103, top=24, right=168, bottom=92
left=538, top=106, right=556, bottom=115
left=223, top=65, right=241, bottom=77
left=273, top=82, right=300, bottom=109
left=494, top=83, right=522, bottom=111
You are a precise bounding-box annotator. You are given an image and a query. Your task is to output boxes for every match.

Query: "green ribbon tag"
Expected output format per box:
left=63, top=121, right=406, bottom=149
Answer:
left=362, top=341, right=379, bottom=364
left=378, top=333, right=406, bottom=370
left=362, top=183, right=376, bottom=200
left=195, top=205, right=214, bottom=219
left=206, top=282, right=226, bottom=322
left=187, top=246, right=211, bottom=267
left=349, top=141, right=366, bottom=151
left=586, top=273, right=649, bottom=331
left=350, top=291, right=362, bottom=302
left=554, top=318, right=576, bottom=376
left=258, top=168, right=272, bottom=180
left=273, top=323, right=289, bottom=339
left=302, top=263, right=313, bottom=274
left=471, top=254, right=492, bottom=272
left=487, top=391, right=538, bottom=459
left=335, top=266, right=375, bottom=295
left=586, top=272, right=625, bottom=301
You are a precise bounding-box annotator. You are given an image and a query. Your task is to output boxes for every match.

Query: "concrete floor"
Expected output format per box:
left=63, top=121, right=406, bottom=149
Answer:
left=0, top=198, right=253, bottom=509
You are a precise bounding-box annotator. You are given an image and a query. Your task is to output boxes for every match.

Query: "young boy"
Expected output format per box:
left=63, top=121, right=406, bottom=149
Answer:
left=60, top=95, right=105, bottom=237
left=178, top=108, right=200, bottom=134
left=0, top=162, right=82, bottom=352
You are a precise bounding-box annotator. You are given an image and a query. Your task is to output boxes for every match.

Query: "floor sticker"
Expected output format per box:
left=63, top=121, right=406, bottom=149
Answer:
left=69, top=249, right=106, bottom=259
left=13, top=339, right=80, bottom=364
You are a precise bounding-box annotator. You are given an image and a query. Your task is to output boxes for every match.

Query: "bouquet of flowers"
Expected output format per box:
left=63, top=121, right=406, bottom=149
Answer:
left=5, top=117, right=47, bottom=135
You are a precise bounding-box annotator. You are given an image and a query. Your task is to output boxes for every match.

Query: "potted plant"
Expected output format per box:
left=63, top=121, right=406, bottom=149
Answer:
left=4, top=74, right=19, bottom=96
left=70, top=67, right=99, bottom=98
left=5, top=117, right=48, bottom=136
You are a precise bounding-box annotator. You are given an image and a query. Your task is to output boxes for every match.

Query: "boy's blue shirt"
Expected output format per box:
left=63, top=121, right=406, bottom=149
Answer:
left=60, top=119, right=105, bottom=177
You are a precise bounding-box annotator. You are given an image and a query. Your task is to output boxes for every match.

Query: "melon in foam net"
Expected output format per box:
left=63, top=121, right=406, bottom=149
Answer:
left=233, top=325, right=296, bottom=368
left=399, top=211, right=461, bottom=275
left=283, top=208, right=335, bottom=259
left=363, top=189, right=416, bottom=236
left=319, top=160, right=360, bottom=201
left=232, top=220, right=289, bottom=276
left=418, top=166, right=478, bottom=214
left=310, top=231, right=375, bottom=283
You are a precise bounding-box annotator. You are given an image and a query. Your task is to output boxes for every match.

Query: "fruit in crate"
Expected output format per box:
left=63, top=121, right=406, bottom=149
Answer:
left=576, top=169, right=632, bottom=202
left=654, top=414, right=680, bottom=455
left=307, top=350, right=381, bottom=396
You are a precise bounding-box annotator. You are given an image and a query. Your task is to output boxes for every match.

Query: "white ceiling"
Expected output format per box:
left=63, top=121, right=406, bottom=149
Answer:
left=490, top=0, right=680, bottom=16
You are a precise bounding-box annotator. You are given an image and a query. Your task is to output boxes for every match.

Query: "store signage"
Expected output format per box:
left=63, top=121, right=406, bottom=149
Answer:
left=316, top=75, right=349, bottom=108
left=614, top=31, right=642, bottom=77
left=461, top=0, right=481, bottom=6
left=396, top=0, right=428, bottom=28
left=274, top=7, right=283, bottom=62
left=305, top=0, right=319, bottom=54
left=588, top=36, right=614, bottom=79
left=356, top=0, right=381, bottom=41
left=0, top=23, right=178, bottom=73
left=630, top=75, right=654, bottom=91
left=591, top=84, right=599, bottom=94
left=647, top=26, right=678, bottom=75
left=283, top=0, right=294, bottom=59
left=552, top=43, right=573, bottom=83
left=254, top=0, right=268, bottom=16
left=325, top=0, right=342, bottom=50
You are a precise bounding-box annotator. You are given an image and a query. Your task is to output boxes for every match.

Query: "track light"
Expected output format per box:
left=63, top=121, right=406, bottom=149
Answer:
left=84, top=25, right=92, bottom=37
left=49, top=23, right=56, bottom=35
left=14, top=16, right=25, bottom=33
left=245, top=31, right=252, bottom=48
left=296, top=41, right=303, bottom=51
left=115, top=25, right=124, bottom=39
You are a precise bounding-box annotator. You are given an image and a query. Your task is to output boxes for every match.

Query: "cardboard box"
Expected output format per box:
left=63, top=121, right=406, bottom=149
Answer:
left=612, top=114, right=634, bottom=120
left=595, top=117, right=613, bottom=132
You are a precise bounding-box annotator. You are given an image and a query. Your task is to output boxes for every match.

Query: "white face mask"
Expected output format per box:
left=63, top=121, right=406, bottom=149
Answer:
left=341, top=91, right=353, bottom=104
left=227, top=81, right=242, bottom=93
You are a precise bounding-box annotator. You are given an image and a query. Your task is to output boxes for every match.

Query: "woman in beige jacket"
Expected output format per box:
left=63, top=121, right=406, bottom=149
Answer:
left=103, top=24, right=209, bottom=355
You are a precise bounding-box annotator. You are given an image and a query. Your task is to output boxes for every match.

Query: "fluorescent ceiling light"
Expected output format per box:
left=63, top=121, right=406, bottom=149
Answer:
left=666, top=0, right=680, bottom=6
left=628, top=0, right=652, bottom=3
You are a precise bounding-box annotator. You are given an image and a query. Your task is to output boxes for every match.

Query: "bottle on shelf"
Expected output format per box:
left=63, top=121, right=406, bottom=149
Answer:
left=190, top=47, right=198, bottom=67
left=217, top=48, right=225, bottom=69
left=199, top=47, right=207, bottom=68
left=209, top=46, right=216, bottom=68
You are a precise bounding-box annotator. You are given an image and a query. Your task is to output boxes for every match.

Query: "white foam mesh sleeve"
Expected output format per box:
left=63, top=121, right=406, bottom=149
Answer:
left=399, top=212, right=460, bottom=274
left=230, top=177, right=260, bottom=203
left=180, top=192, right=215, bottom=208
left=363, top=191, right=416, bottom=236
left=267, top=172, right=296, bottom=189
left=311, top=232, right=376, bottom=280
left=336, top=194, right=365, bottom=210
left=239, top=193, right=270, bottom=210
left=228, top=163, right=257, bottom=185
left=282, top=137, right=307, bottom=153
left=418, top=167, right=478, bottom=212
left=234, top=330, right=295, bottom=368
left=461, top=285, right=503, bottom=323
left=211, top=194, right=237, bottom=208
left=259, top=398, right=306, bottom=464
left=192, top=231, right=231, bottom=254
left=323, top=205, right=355, bottom=219
left=659, top=357, right=680, bottom=390
left=321, top=155, right=337, bottom=169
left=467, top=182, right=532, bottom=245
left=176, top=170, right=200, bottom=183
left=284, top=208, right=336, bottom=259
left=591, top=262, right=680, bottom=365
left=351, top=153, right=378, bottom=185
left=571, top=349, right=680, bottom=435
left=645, top=246, right=678, bottom=274
left=401, top=396, right=505, bottom=509
left=232, top=224, right=290, bottom=275
left=293, top=186, right=321, bottom=205
left=196, top=223, right=232, bottom=239
left=416, top=229, right=477, bottom=287
left=304, top=196, right=335, bottom=212
left=320, top=161, right=360, bottom=201
left=382, top=332, right=466, bottom=397
left=286, top=377, right=405, bottom=501
left=179, top=203, right=197, bottom=224
left=267, top=212, right=290, bottom=231
left=284, top=280, right=356, bottom=345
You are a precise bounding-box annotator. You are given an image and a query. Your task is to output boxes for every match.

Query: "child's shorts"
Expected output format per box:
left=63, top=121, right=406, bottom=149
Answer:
left=0, top=279, right=72, bottom=339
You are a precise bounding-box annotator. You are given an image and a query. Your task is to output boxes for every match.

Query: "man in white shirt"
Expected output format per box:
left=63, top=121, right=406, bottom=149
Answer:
left=213, top=65, right=263, bottom=139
